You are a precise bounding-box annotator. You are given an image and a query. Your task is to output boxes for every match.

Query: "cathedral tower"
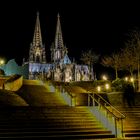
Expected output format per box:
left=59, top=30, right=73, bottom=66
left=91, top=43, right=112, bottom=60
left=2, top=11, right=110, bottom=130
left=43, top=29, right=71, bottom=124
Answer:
left=51, top=14, right=67, bottom=63
left=29, top=12, right=46, bottom=63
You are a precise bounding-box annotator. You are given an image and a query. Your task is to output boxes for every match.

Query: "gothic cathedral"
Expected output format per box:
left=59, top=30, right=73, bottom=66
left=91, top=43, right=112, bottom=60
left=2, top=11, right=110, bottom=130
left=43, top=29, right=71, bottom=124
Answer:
left=28, top=12, right=93, bottom=82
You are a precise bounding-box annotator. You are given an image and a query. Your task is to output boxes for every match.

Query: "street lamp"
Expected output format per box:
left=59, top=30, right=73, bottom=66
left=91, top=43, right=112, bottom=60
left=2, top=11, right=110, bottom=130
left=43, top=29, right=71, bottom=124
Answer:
left=0, top=59, right=4, bottom=65
left=102, top=75, right=107, bottom=80
left=105, top=83, right=110, bottom=90
left=97, top=86, right=101, bottom=92
left=125, top=77, right=128, bottom=81
left=130, top=77, right=134, bottom=82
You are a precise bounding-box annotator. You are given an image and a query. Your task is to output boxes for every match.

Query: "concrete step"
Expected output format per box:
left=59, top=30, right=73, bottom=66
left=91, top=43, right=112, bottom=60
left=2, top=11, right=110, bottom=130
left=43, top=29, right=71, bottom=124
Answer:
left=0, top=85, right=116, bottom=140
left=0, top=123, right=102, bottom=128
left=0, top=130, right=112, bottom=135
left=113, top=106, right=140, bottom=138
left=0, top=125, right=105, bottom=129
left=0, top=133, right=115, bottom=139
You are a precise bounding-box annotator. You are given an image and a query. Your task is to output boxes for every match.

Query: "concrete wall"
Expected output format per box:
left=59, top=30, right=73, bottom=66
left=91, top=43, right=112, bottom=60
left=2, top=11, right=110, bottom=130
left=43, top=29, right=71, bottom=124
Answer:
left=4, top=75, right=23, bottom=91
left=0, top=77, right=8, bottom=89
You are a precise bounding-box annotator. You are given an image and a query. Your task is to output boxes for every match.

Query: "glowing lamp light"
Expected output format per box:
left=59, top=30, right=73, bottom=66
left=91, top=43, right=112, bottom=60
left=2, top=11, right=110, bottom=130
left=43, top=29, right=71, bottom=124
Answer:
left=0, top=60, right=4, bottom=65
left=105, top=84, right=110, bottom=90
left=97, top=86, right=101, bottom=92
left=102, top=75, right=107, bottom=80
left=130, top=77, right=134, bottom=82
left=125, top=77, right=128, bottom=81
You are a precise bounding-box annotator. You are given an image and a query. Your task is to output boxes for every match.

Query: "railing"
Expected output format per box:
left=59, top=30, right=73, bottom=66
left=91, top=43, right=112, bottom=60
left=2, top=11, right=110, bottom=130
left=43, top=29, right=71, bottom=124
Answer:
left=61, top=85, right=76, bottom=106
left=52, top=82, right=76, bottom=107
left=87, top=92, right=125, bottom=138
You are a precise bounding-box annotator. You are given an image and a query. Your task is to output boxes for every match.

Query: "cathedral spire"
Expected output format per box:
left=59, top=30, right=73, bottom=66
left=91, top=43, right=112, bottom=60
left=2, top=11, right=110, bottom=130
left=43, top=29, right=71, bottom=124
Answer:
left=29, top=12, right=46, bottom=63
left=32, top=12, right=43, bottom=47
left=51, top=13, right=68, bottom=63
left=55, top=13, right=64, bottom=49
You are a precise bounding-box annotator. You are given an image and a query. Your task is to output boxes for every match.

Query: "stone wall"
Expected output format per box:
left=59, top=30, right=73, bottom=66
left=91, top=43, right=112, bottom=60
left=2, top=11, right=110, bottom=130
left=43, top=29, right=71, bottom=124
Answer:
left=0, top=77, right=8, bottom=89
left=4, top=75, right=23, bottom=91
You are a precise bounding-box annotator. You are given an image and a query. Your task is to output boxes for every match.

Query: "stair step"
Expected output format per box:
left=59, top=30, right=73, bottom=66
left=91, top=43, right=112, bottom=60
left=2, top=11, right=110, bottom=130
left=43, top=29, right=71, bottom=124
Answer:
left=0, top=127, right=107, bottom=132
left=113, top=105, right=140, bottom=138
left=124, top=130, right=140, bottom=133
left=125, top=133, right=140, bottom=137
left=0, top=124, right=103, bottom=128
left=0, top=83, right=116, bottom=139
left=0, top=133, right=115, bottom=139
left=0, top=124, right=102, bottom=128
left=0, top=126, right=104, bottom=129
left=0, top=130, right=112, bottom=135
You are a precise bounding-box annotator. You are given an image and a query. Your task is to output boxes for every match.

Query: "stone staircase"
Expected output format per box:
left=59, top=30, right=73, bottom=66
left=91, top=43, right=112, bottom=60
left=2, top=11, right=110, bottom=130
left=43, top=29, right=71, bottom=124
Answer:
left=0, top=91, right=115, bottom=139
left=115, top=106, right=140, bottom=138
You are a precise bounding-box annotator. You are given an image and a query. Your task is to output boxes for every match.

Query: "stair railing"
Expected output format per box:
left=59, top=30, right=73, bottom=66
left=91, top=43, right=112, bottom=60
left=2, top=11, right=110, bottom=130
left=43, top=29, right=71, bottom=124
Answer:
left=88, top=92, right=125, bottom=138
left=52, top=82, right=76, bottom=107
left=59, top=83, right=76, bottom=107
left=62, top=85, right=76, bottom=106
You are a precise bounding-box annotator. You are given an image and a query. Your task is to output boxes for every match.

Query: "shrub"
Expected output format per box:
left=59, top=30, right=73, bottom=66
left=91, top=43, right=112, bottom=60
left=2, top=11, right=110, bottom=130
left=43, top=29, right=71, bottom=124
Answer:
left=112, top=78, right=126, bottom=92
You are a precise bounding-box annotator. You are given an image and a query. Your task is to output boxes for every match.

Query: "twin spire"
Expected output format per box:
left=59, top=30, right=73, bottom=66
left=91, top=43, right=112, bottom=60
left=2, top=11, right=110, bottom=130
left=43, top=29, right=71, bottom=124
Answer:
left=32, top=12, right=43, bottom=47
left=32, top=12, right=64, bottom=49
left=31, top=12, right=67, bottom=63
left=55, top=13, right=64, bottom=49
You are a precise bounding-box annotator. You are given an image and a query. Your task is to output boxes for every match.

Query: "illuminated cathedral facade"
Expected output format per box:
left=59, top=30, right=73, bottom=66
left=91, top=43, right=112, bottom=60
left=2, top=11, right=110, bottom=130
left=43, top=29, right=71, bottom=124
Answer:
left=28, top=13, right=93, bottom=82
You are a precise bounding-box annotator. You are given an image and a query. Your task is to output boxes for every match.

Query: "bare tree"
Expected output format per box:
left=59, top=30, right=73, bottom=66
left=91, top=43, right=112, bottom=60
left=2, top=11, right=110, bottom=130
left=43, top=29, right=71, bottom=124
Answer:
left=80, top=49, right=99, bottom=80
left=121, top=45, right=137, bottom=76
left=101, top=53, right=122, bottom=79
left=123, top=29, right=140, bottom=91
left=122, top=29, right=140, bottom=75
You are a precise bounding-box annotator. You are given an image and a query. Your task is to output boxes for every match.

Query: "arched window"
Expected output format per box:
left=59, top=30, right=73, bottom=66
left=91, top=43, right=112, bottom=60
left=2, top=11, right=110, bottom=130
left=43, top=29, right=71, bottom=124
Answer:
left=36, top=55, right=40, bottom=63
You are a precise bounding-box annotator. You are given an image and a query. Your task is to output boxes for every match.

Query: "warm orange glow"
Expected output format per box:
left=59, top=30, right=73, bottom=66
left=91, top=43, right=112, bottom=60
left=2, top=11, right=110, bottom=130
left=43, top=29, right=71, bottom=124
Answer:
left=97, top=86, right=101, bottom=92
left=105, top=83, right=110, bottom=90
left=0, top=59, right=4, bottom=65
left=130, top=77, right=134, bottom=82
left=102, top=75, right=107, bottom=80
left=125, top=77, right=128, bottom=81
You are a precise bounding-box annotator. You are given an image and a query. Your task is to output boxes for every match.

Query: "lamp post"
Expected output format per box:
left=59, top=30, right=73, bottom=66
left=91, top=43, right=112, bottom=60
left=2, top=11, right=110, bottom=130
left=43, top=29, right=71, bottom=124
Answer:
left=125, top=77, right=128, bottom=81
left=102, top=75, right=107, bottom=81
left=105, top=83, right=110, bottom=90
left=97, top=86, right=101, bottom=92
left=0, top=59, right=4, bottom=65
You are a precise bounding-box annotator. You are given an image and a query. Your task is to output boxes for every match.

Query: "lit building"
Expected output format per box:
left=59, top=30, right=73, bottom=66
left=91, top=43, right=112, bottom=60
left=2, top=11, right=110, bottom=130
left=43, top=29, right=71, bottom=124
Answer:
left=27, top=12, right=93, bottom=82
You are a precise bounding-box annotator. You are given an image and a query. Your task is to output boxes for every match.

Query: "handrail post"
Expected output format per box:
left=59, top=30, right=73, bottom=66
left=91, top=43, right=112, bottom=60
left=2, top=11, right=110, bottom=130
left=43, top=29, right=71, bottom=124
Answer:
left=98, top=98, right=100, bottom=109
left=92, top=93, right=95, bottom=106
left=71, top=96, right=76, bottom=107
left=114, top=118, right=117, bottom=138
left=71, top=97, right=73, bottom=106
left=121, top=118, right=124, bottom=137
left=88, top=94, right=90, bottom=106
left=86, top=92, right=125, bottom=138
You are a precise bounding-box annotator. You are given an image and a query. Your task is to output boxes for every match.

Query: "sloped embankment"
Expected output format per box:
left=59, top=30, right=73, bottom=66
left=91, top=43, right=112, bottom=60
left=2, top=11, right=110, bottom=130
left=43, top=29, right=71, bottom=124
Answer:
left=0, top=89, right=29, bottom=106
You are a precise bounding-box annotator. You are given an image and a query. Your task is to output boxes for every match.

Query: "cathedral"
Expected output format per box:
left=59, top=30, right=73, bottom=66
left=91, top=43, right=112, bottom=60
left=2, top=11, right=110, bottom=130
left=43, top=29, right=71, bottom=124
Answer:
left=28, top=12, right=93, bottom=82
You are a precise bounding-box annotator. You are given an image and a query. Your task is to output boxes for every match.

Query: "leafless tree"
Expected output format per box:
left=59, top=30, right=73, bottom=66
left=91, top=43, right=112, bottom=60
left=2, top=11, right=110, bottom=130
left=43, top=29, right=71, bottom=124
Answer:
left=80, top=49, right=99, bottom=80
left=123, top=29, right=140, bottom=76
left=101, top=53, right=122, bottom=79
left=121, top=45, right=137, bottom=76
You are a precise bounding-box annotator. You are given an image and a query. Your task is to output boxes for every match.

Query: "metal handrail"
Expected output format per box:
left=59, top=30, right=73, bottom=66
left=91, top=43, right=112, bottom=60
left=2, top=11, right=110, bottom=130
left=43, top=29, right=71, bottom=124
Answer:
left=53, top=82, right=76, bottom=106
left=62, top=85, right=76, bottom=106
left=63, top=85, right=76, bottom=98
left=87, top=91, right=125, bottom=138
left=89, top=93, right=125, bottom=119
left=52, top=81, right=77, bottom=99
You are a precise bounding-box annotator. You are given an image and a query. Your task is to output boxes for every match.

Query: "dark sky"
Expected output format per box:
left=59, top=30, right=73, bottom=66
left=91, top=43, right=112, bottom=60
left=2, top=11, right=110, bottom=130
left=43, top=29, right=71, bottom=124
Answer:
left=0, top=1, right=140, bottom=65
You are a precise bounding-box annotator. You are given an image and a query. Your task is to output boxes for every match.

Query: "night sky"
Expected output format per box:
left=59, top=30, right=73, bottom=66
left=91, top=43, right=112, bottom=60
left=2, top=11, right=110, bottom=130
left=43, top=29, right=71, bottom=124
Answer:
left=0, top=1, right=140, bottom=67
